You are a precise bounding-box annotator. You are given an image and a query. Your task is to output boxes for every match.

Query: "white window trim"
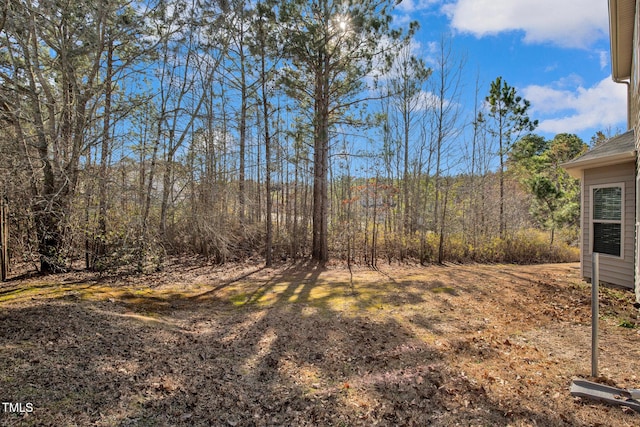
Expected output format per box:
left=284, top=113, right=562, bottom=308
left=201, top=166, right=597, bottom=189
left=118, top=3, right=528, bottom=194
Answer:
left=589, top=182, right=625, bottom=259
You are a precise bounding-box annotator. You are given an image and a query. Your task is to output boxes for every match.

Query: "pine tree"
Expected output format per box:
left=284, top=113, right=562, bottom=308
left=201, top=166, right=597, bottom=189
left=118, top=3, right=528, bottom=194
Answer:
left=480, top=77, right=537, bottom=239
left=278, top=0, right=414, bottom=262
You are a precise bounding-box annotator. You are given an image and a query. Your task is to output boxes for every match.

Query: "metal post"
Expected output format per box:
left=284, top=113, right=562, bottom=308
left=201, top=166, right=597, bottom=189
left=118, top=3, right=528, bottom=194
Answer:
left=0, top=198, right=6, bottom=282
left=592, top=251, right=599, bottom=377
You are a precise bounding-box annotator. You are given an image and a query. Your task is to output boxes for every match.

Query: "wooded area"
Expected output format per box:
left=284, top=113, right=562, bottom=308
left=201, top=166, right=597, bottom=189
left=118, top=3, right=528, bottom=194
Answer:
left=0, top=0, right=591, bottom=274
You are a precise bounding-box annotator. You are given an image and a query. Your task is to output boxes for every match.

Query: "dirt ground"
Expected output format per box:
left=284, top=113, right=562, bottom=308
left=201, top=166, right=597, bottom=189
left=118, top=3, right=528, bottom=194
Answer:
left=1, top=259, right=640, bottom=426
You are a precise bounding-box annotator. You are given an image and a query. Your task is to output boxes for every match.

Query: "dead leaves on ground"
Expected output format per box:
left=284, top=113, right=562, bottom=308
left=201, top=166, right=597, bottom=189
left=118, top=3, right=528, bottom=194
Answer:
left=0, top=262, right=639, bottom=426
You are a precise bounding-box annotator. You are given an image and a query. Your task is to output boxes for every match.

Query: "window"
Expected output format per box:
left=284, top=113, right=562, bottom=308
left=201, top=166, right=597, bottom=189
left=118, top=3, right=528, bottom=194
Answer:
left=591, top=184, right=624, bottom=257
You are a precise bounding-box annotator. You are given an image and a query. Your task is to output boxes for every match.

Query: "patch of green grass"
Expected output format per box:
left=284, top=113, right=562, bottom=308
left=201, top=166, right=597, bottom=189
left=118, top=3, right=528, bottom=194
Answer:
left=229, top=292, right=248, bottom=306
left=0, top=283, right=79, bottom=303
left=0, top=288, right=29, bottom=302
left=619, top=319, right=636, bottom=328
left=601, top=287, right=627, bottom=300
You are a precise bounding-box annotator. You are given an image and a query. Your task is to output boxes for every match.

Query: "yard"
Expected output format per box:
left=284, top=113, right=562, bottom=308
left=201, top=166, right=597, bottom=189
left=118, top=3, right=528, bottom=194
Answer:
left=1, top=260, right=639, bottom=426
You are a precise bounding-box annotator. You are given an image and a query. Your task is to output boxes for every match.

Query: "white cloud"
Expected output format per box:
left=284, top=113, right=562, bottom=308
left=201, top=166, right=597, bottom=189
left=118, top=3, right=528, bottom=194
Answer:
left=522, top=76, right=627, bottom=134
left=393, top=13, right=413, bottom=27
left=598, top=50, right=609, bottom=70
left=553, top=73, right=585, bottom=89
left=442, top=0, right=608, bottom=49
left=369, top=37, right=426, bottom=83
left=396, top=0, right=440, bottom=14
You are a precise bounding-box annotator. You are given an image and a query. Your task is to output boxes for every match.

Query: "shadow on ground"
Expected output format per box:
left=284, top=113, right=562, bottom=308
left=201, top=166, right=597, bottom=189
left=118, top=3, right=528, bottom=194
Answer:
left=0, top=262, right=637, bottom=426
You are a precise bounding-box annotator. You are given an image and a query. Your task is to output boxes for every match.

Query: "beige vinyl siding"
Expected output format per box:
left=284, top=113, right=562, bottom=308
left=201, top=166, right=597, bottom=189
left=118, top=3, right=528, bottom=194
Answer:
left=582, top=161, right=635, bottom=288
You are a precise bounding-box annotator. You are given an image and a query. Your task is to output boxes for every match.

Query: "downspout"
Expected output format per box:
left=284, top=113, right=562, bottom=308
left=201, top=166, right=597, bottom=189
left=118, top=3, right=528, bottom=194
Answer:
left=612, top=79, right=631, bottom=130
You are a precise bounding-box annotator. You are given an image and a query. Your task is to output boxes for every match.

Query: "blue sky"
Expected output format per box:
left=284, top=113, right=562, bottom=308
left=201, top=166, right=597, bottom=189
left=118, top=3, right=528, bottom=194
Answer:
left=394, top=0, right=627, bottom=144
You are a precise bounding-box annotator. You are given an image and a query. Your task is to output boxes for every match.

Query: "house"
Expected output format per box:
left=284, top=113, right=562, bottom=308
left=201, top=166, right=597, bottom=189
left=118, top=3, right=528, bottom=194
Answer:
left=562, top=131, right=635, bottom=289
left=562, top=0, right=639, bottom=303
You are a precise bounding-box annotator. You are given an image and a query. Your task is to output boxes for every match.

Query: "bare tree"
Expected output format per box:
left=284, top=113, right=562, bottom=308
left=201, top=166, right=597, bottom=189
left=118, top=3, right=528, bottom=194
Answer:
left=387, top=45, right=431, bottom=238
left=428, top=36, right=464, bottom=259
left=0, top=0, right=158, bottom=272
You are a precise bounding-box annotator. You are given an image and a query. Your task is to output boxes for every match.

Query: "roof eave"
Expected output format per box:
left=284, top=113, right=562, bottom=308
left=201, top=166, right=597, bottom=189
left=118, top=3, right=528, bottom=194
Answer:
left=561, top=151, right=636, bottom=178
left=609, top=0, right=635, bottom=81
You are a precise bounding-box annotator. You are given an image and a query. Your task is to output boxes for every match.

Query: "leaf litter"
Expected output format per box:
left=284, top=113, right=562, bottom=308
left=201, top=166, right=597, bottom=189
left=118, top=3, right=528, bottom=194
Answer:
left=0, top=260, right=639, bottom=426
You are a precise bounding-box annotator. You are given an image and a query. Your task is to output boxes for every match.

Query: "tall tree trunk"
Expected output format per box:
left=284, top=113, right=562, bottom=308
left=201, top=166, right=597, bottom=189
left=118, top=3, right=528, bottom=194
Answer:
left=96, top=37, right=114, bottom=268
left=403, top=101, right=410, bottom=237
left=312, top=44, right=330, bottom=263
left=437, top=177, right=449, bottom=264
left=259, top=18, right=273, bottom=267
left=239, top=60, right=247, bottom=223
left=499, top=121, right=505, bottom=239
left=139, top=115, right=162, bottom=273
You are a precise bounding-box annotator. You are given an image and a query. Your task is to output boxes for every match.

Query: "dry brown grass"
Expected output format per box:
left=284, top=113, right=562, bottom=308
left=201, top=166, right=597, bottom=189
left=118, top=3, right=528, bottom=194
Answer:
left=0, top=259, right=639, bottom=426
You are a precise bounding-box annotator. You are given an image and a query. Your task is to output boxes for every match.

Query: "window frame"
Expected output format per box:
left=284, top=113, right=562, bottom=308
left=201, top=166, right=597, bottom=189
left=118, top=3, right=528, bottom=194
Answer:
left=589, top=182, right=625, bottom=259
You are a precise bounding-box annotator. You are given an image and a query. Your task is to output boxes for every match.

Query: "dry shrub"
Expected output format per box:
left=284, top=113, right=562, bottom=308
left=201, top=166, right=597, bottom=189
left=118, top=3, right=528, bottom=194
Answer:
left=463, top=229, right=578, bottom=264
left=402, top=229, right=578, bottom=265
left=165, top=212, right=270, bottom=264
left=501, top=230, right=579, bottom=264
